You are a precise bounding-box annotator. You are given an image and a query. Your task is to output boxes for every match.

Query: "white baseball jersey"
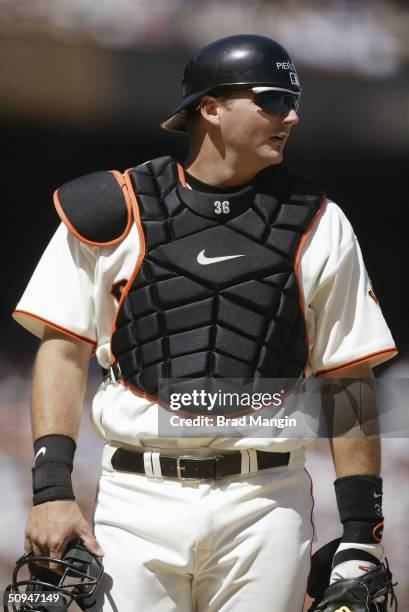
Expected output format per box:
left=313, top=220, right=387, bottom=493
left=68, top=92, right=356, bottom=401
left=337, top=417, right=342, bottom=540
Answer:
left=13, top=199, right=396, bottom=453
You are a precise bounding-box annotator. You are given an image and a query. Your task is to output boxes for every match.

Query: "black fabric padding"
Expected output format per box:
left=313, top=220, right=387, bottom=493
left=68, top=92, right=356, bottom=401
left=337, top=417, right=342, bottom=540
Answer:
left=164, top=298, right=214, bottom=332
left=214, top=326, right=259, bottom=363
left=253, top=193, right=281, bottom=223
left=218, top=296, right=268, bottom=340
left=111, top=156, right=324, bottom=404
left=150, top=224, right=290, bottom=289
left=266, top=227, right=299, bottom=255
left=155, top=276, right=213, bottom=308
left=274, top=204, right=311, bottom=227
left=170, top=352, right=210, bottom=378
left=335, top=475, right=384, bottom=522
left=110, top=322, right=136, bottom=353
left=168, top=327, right=213, bottom=357
left=213, top=352, right=253, bottom=378
left=173, top=207, right=218, bottom=238
left=128, top=285, right=156, bottom=318
left=140, top=337, right=165, bottom=366
left=221, top=281, right=281, bottom=314
left=227, top=208, right=267, bottom=241
left=140, top=362, right=163, bottom=391
left=342, top=520, right=384, bottom=544
left=58, top=171, right=128, bottom=243
left=134, top=313, right=161, bottom=342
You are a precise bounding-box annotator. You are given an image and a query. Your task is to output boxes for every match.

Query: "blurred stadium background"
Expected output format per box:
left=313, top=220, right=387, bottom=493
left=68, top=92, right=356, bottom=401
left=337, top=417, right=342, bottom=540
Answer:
left=1, top=0, right=408, bottom=609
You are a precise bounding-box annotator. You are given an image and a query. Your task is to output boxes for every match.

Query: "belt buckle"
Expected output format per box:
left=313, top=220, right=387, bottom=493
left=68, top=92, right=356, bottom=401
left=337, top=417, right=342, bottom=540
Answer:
left=176, top=455, right=211, bottom=481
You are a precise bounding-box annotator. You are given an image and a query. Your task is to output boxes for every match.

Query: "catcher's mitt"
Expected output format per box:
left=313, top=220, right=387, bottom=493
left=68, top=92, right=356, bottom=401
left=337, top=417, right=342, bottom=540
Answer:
left=308, top=558, right=398, bottom=612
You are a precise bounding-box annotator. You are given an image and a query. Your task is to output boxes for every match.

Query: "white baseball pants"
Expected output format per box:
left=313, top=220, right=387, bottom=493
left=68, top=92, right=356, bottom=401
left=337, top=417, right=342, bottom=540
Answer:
left=93, top=446, right=313, bottom=612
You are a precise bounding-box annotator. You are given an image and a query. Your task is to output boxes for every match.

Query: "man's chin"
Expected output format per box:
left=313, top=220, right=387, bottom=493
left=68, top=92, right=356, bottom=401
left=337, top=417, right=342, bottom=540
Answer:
left=259, top=149, right=283, bottom=167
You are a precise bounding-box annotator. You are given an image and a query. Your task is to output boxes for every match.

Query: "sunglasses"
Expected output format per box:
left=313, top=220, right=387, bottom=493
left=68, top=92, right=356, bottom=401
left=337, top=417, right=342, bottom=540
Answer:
left=194, top=86, right=301, bottom=115
left=251, top=87, right=300, bottom=114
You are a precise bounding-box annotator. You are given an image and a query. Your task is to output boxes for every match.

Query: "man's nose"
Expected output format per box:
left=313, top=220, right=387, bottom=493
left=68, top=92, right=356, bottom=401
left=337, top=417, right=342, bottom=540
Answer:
left=284, top=108, right=299, bottom=125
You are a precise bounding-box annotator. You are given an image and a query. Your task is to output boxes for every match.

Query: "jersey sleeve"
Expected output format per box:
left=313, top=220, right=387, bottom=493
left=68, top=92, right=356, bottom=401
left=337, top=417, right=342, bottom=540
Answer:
left=13, top=223, right=97, bottom=346
left=304, top=203, right=397, bottom=375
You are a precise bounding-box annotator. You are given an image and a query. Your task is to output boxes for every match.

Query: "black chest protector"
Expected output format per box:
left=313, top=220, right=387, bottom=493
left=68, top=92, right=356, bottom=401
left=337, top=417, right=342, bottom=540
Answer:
left=110, top=156, right=324, bottom=404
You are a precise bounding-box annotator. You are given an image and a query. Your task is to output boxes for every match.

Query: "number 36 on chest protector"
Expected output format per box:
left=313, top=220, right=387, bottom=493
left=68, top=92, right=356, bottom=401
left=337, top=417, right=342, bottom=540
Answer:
left=214, top=200, right=230, bottom=214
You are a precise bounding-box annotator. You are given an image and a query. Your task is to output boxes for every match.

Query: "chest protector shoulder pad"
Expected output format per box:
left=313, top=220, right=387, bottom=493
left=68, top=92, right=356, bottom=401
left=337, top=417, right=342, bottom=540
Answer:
left=54, top=170, right=132, bottom=246
left=111, top=156, right=325, bottom=407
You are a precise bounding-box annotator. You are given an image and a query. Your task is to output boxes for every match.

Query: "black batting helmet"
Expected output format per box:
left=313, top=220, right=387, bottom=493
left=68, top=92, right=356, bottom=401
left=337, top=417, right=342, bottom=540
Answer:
left=161, top=34, right=301, bottom=133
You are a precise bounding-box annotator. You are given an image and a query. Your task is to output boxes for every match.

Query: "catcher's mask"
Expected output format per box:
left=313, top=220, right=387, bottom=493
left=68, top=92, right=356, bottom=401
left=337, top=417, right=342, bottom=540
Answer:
left=3, top=538, right=103, bottom=612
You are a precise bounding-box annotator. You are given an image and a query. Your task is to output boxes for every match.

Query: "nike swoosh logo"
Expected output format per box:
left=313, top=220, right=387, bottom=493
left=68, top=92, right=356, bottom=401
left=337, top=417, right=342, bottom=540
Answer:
left=374, top=492, right=382, bottom=498
left=35, top=447, right=46, bottom=461
left=197, top=250, right=245, bottom=265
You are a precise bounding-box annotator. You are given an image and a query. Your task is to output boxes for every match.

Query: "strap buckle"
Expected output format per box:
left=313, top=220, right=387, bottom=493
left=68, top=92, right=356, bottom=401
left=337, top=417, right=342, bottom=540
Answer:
left=108, top=362, right=122, bottom=385
left=176, top=455, right=217, bottom=481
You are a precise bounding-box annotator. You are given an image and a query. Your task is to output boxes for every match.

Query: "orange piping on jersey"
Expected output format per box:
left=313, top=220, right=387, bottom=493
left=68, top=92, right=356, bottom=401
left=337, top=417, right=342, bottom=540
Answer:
left=53, top=170, right=133, bottom=247
left=119, top=378, right=165, bottom=406
left=315, top=347, right=398, bottom=377
left=12, top=309, right=97, bottom=347
left=293, top=194, right=328, bottom=375
left=177, top=162, right=187, bottom=187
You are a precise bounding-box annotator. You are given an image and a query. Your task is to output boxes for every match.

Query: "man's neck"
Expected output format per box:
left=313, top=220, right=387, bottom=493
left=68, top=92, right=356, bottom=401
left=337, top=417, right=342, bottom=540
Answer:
left=184, top=148, right=265, bottom=189
left=183, top=170, right=244, bottom=193
left=184, top=162, right=257, bottom=189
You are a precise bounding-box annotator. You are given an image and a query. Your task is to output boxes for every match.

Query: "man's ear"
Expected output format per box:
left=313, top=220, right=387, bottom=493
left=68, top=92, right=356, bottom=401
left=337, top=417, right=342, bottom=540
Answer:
left=199, top=96, right=223, bottom=128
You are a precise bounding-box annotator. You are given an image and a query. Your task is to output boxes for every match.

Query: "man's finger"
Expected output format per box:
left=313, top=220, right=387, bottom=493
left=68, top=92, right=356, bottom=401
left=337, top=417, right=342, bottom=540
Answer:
left=24, top=535, right=33, bottom=555
left=30, top=540, right=51, bottom=569
left=49, top=547, right=64, bottom=573
left=78, top=530, right=104, bottom=557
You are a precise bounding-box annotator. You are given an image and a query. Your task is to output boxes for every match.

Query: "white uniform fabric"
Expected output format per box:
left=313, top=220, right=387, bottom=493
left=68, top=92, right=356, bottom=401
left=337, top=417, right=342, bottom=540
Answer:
left=93, top=445, right=313, bottom=612
left=14, top=200, right=397, bottom=453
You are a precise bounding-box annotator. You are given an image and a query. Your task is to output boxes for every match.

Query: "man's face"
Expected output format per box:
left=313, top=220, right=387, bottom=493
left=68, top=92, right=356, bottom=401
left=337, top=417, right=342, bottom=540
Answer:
left=215, top=89, right=300, bottom=169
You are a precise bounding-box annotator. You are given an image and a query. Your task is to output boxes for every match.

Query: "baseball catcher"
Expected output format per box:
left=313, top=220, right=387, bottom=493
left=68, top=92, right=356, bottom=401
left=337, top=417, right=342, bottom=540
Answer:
left=12, top=34, right=399, bottom=611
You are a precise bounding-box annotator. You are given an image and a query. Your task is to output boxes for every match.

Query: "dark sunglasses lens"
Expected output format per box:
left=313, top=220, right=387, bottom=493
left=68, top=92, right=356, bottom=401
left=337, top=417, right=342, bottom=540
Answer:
left=255, top=92, right=299, bottom=113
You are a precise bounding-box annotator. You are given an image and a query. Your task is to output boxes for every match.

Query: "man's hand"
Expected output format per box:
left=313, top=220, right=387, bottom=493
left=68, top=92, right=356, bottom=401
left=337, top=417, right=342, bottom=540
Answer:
left=24, top=499, right=103, bottom=567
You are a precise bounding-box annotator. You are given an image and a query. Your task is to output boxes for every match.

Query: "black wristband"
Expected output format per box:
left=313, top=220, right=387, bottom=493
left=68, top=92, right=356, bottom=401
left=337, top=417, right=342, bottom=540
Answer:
left=335, top=474, right=384, bottom=545
left=34, top=434, right=76, bottom=467
left=342, top=520, right=384, bottom=544
left=334, top=474, right=383, bottom=522
left=32, top=435, right=76, bottom=505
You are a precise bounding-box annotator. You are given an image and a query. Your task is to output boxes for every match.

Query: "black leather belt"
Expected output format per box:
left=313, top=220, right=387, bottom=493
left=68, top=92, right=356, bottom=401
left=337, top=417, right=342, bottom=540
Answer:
left=111, top=448, right=290, bottom=481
